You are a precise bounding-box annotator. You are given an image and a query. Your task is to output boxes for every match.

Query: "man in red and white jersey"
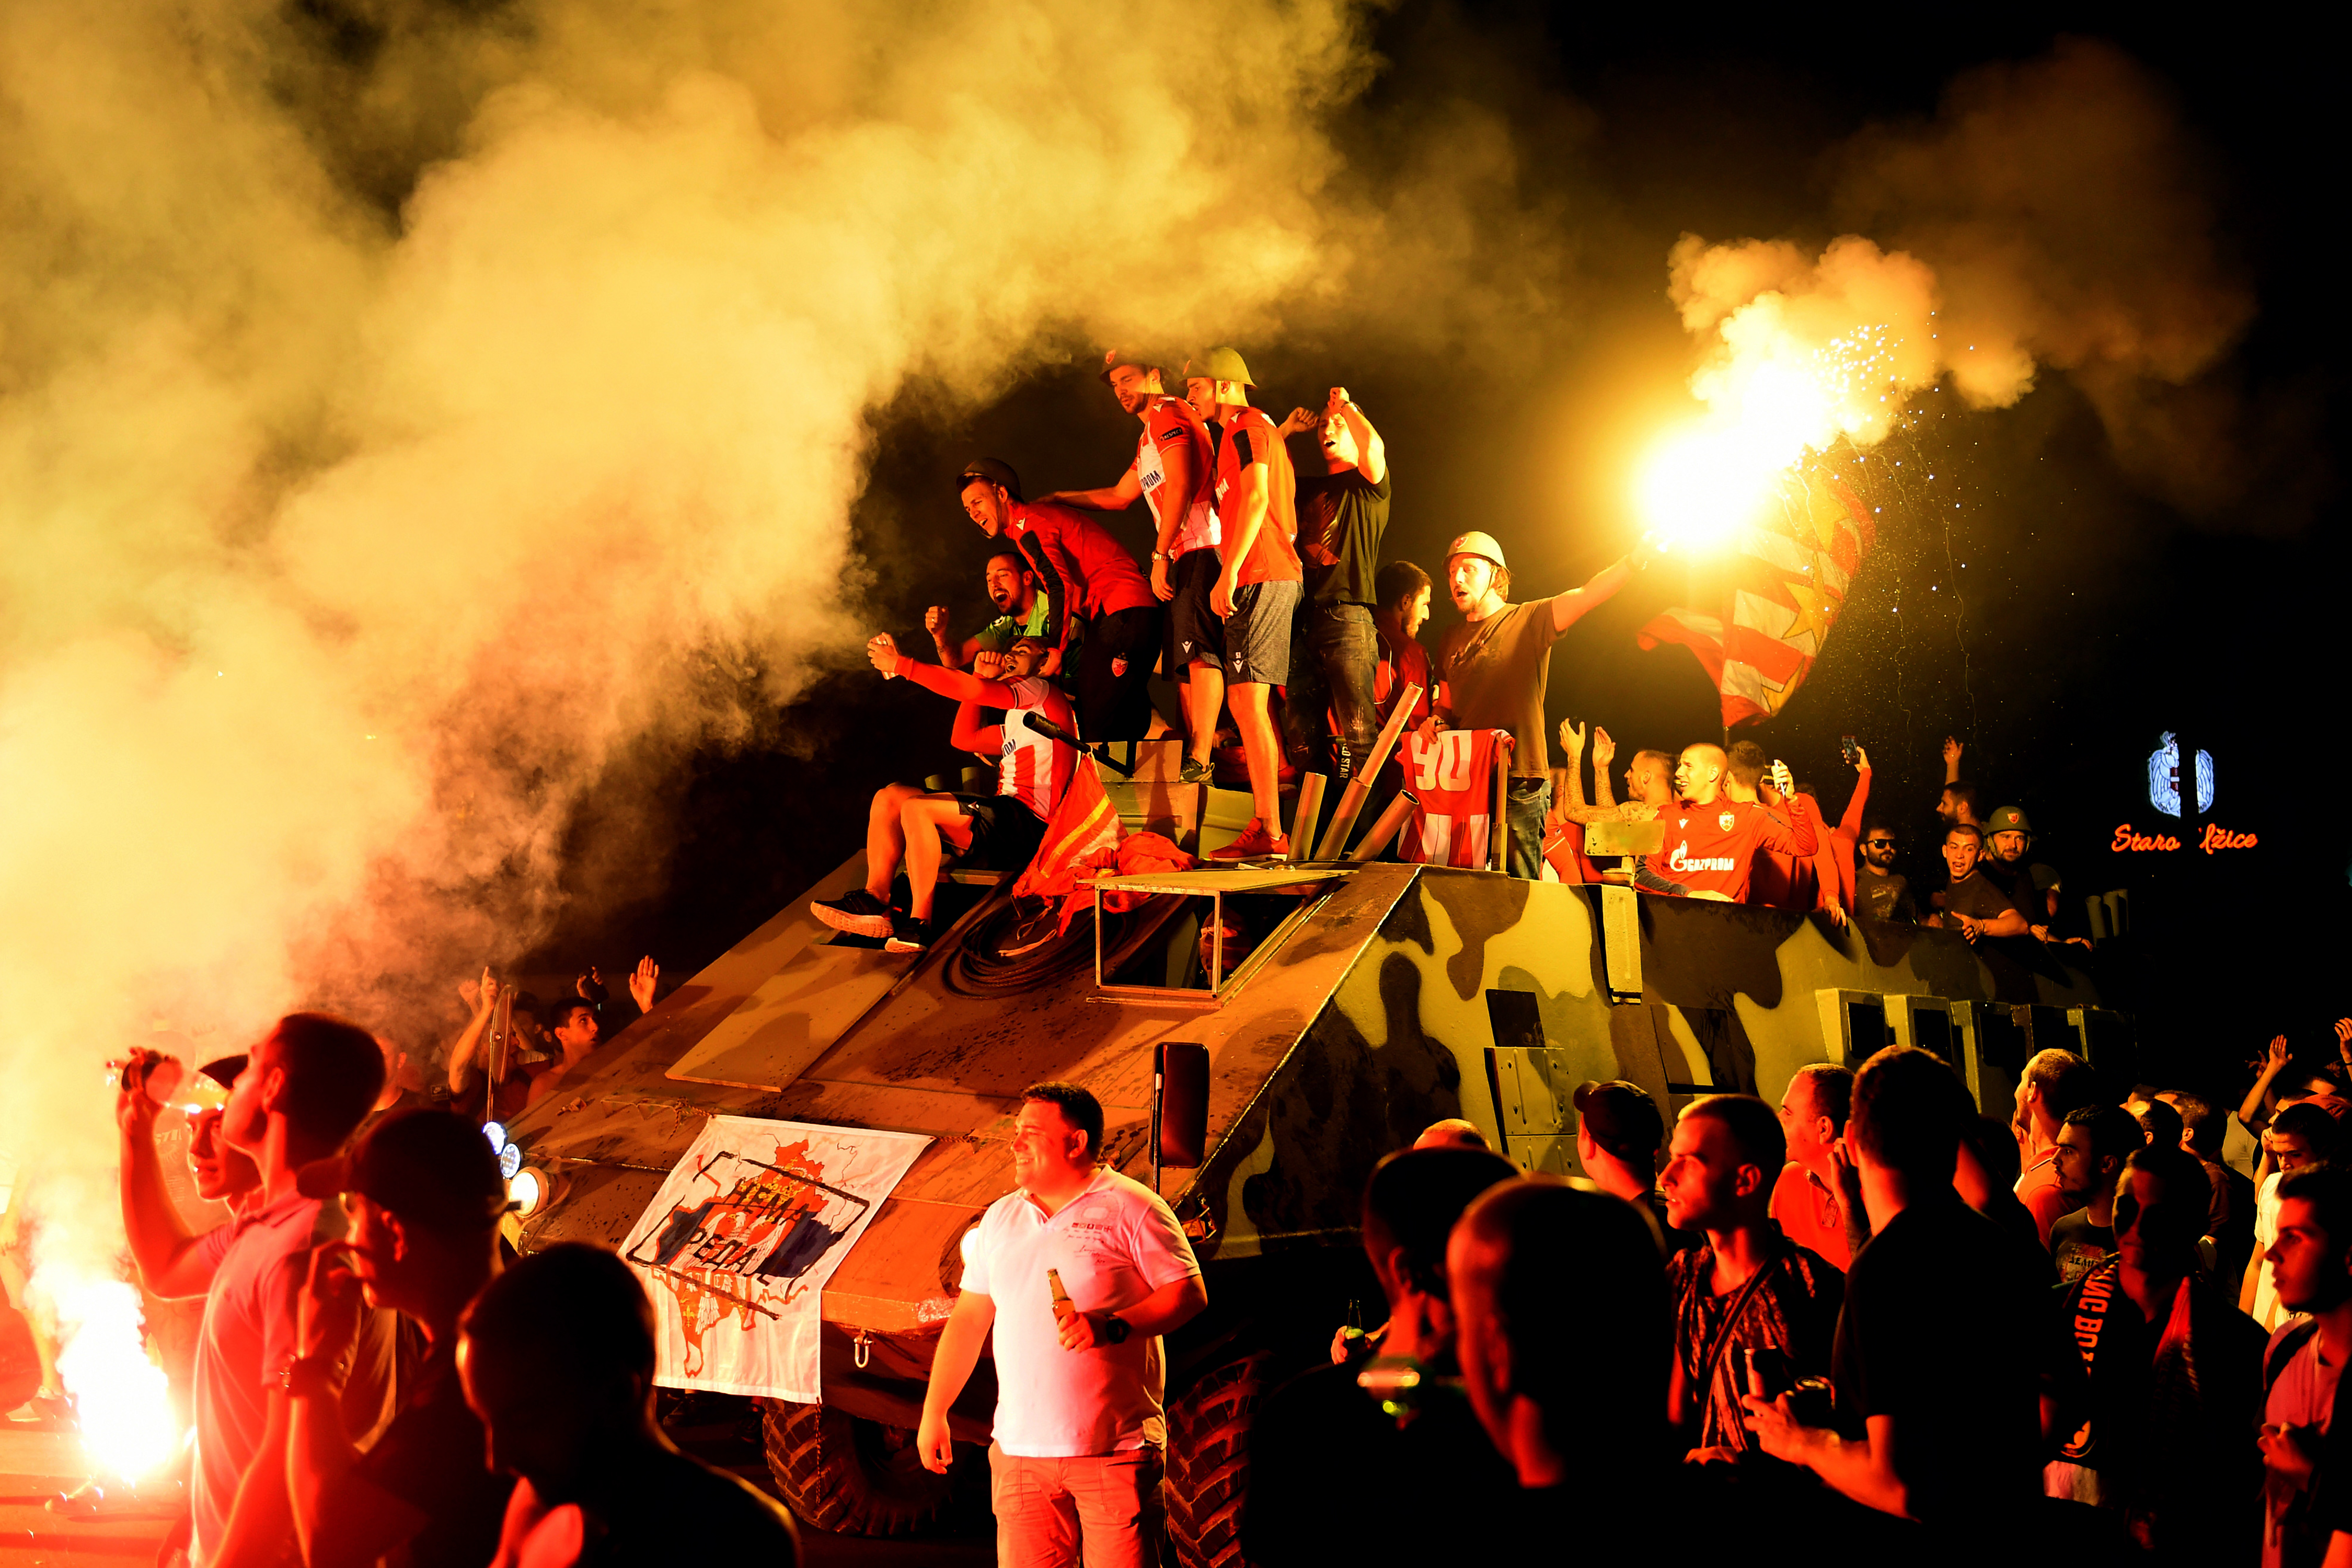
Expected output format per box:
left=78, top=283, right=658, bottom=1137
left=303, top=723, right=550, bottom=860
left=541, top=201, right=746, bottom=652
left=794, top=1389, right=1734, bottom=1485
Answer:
left=1656, top=743, right=1818, bottom=903
left=1726, top=740, right=1830, bottom=916
left=1189, top=348, right=1302, bottom=861
left=956, top=458, right=1161, bottom=741
left=1039, top=351, right=1221, bottom=777
left=814, top=635, right=1076, bottom=953
left=1396, top=728, right=1514, bottom=868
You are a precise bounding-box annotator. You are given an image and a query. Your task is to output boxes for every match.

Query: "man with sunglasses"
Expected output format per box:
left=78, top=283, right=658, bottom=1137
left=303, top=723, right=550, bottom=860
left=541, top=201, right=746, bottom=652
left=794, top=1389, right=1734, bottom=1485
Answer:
left=1855, top=820, right=1917, bottom=923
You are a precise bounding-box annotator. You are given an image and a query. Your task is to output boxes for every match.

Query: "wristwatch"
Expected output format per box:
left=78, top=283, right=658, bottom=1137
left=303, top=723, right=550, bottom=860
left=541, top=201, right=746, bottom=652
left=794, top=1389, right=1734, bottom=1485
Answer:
left=1099, top=1313, right=1132, bottom=1345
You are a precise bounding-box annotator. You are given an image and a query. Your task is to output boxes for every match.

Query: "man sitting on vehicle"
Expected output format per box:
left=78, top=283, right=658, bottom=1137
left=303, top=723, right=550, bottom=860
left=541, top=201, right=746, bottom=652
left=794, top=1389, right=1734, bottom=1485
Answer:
left=928, top=551, right=1056, bottom=671
left=813, top=634, right=1075, bottom=953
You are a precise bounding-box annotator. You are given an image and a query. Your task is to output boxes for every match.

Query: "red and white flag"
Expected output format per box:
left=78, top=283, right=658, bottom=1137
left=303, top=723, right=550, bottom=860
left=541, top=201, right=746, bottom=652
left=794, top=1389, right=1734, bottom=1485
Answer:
left=1012, top=753, right=1122, bottom=904
left=1639, top=461, right=1876, bottom=729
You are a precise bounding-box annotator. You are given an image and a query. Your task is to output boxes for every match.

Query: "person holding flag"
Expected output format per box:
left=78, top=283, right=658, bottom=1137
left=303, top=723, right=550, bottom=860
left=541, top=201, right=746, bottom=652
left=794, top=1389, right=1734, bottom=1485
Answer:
left=813, top=634, right=1076, bottom=954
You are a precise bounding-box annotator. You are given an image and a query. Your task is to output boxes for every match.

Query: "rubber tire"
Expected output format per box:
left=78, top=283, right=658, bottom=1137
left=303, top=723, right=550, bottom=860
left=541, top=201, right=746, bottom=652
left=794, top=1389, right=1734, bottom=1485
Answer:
left=1163, top=1352, right=1270, bottom=1568
left=762, top=1400, right=957, bottom=1536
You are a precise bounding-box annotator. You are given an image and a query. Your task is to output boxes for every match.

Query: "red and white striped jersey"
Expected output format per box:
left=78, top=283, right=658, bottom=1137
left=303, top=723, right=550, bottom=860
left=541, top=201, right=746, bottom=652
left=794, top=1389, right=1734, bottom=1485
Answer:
left=1000, top=676, right=1078, bottom=822
left=1397, top=728, right=1513, bottom=869
left=1135, top=398, right=1218, bottom=558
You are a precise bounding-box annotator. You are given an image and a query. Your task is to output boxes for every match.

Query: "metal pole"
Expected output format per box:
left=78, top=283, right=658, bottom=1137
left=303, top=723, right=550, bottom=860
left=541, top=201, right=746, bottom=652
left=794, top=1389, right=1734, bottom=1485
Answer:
left=1316, top=685, right=1422, bottom=860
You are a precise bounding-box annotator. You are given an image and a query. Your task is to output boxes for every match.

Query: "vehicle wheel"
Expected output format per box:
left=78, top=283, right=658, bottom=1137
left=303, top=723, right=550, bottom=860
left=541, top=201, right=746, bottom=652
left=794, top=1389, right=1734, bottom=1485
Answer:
left=761, top=1399, right=958, bottom=1536
left=1162, top=1352, right=1269, bottom=1568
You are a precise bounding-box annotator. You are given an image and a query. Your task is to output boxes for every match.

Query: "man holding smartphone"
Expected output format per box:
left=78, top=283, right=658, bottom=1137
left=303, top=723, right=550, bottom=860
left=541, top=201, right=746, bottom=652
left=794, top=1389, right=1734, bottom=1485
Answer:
left=1654, top=743, right=1818, bottom=903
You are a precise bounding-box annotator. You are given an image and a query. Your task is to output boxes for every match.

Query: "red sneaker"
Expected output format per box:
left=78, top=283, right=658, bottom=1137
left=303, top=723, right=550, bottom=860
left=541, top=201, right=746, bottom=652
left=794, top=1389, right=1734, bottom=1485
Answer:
left=1207, top=818, right=1290, bottom=862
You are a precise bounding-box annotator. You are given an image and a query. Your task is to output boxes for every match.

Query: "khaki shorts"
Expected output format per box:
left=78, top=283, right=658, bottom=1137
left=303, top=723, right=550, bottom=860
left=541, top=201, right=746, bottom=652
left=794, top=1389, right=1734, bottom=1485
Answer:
left=989, top=1443, right=1163, bottom=1568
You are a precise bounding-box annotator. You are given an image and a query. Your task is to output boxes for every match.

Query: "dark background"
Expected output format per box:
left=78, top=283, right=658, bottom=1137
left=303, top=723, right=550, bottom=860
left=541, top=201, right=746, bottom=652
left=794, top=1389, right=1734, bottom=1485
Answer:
left=526, top=6, right=2346, bottom=1102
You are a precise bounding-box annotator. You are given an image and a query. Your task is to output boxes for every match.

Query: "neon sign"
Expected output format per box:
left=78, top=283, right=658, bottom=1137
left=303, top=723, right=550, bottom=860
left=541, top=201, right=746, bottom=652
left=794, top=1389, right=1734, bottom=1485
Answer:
left=2111, top=823, right=2257, bottom=854
left=2147, top=733, right=2212, bottom=818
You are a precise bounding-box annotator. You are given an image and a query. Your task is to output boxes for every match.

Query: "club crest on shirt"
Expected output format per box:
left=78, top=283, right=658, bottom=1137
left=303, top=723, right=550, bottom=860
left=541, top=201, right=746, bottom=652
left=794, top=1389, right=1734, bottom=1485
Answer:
left=1719, top=812, right=1736, bottom=831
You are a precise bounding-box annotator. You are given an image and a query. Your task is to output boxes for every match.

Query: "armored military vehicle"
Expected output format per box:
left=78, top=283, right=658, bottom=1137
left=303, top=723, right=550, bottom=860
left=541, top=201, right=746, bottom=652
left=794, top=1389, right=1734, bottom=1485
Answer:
left=498, top=747, right=2125, bottom=1563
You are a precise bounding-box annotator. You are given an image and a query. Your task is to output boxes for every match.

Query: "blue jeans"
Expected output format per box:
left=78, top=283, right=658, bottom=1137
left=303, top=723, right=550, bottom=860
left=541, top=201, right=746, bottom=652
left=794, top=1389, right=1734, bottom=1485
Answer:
left=1505, top=778, right=1551, bottom=880
left=1281, top=602, right=1381, bottom=778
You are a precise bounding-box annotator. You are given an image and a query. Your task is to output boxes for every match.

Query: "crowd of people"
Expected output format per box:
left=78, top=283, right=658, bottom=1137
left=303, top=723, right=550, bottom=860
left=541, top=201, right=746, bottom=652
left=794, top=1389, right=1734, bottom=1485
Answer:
left=810, top=344, right=2089, bottom=958
left=114, top=1012, right=801, bottom=1568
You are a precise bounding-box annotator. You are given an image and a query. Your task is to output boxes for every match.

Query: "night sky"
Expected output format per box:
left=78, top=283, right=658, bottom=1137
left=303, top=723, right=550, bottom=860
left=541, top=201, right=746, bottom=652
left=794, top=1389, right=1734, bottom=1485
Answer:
left=531, top=7, right=2344, bottom=1098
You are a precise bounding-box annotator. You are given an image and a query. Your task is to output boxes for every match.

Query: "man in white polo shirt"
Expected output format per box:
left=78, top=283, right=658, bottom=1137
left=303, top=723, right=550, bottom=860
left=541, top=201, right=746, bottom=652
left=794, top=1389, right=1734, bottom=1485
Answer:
left=917, top=1082, right=1207, bottom=1566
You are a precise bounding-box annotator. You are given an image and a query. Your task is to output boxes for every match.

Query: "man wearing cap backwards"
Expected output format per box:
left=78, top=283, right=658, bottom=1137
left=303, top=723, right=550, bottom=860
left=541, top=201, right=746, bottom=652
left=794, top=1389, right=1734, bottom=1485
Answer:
left=1185, top=347, right=1303, bottom=860
left=1040, top=352, right=1224, bottom=778
left=957, top=458, right=1162, bottom=741
left=1432, top=530, right=1650, bottom=878
left=117, top=1014, right=389, bottom=1568
left=286, top=1109, right=515, bottom=1568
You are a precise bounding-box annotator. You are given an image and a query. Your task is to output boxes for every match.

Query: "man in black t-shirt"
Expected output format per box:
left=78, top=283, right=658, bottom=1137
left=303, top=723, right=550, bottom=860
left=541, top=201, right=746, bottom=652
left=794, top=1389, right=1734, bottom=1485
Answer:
left=1277, top=387, right=1391, bottom=781
left=2048, top=1104, right=2140, bottom=1284
left=1245, top=1147, right=1518, bottom=1566
left=1924, top=824, right=2030, bottom=943
left=288, top=1109, right=514, bottom=1568
left=1856, top=820, right=1918, bottom=923
left=1742, top=1045, right=2045, bottom=1540
left=462, top=1244, right=799, bottom=1565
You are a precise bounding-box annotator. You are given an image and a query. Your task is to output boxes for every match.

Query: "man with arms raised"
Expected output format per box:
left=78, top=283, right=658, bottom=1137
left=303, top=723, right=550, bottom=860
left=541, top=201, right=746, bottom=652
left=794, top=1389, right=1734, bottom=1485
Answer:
left=957, top=459, right=1161, bottom=741
left=119, top=1014, right=387, bottom=1568
left=1660, top=1094, right=1843, bottom=1463
left=1742, top=1046, right=2044, bottom=1543
left=286, top=1109, right=514, bottom=1568
left=1041, top=352, right=1220, bottom=779
left=1653, top=743, right=1818, bottom=903
left=1277, top=386, right=1390, bottom=783
left=918, top=1083, right=1206, bottom=1567
left=1431, top=531, right=1647, bottom=878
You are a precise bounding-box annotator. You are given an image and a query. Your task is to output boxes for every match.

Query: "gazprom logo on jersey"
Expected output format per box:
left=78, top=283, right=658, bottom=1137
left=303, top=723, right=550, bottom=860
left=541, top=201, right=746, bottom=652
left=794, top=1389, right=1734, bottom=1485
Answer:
left=1666, top=842, right=1735, bottom=873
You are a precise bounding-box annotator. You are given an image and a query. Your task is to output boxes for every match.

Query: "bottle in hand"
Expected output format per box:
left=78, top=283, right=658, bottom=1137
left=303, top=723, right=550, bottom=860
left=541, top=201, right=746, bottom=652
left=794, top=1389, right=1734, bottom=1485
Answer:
left=1047, top=1267, right=1074, bottom=1331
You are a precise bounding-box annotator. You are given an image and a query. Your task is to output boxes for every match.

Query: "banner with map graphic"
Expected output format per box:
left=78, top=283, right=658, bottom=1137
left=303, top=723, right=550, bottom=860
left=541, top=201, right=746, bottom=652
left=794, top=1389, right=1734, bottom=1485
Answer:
left=620, top=1115, right=931, bottom=1402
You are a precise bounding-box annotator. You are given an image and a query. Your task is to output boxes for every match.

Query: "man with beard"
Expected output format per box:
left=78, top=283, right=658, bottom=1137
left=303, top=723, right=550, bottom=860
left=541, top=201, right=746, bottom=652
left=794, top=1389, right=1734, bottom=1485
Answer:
left=929, top=550, right=1057, bottom=670
left=1855, top=819, right=1917, bottom=923
left=956, top=459, right=1161, bottom=741
left=1431, top=531, right=1649, bottom=878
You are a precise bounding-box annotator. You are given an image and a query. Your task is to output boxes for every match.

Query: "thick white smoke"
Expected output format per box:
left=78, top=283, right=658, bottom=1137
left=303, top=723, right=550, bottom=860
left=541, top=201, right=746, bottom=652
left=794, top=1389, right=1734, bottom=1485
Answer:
left=0, top=0, right=1369, bottom=1452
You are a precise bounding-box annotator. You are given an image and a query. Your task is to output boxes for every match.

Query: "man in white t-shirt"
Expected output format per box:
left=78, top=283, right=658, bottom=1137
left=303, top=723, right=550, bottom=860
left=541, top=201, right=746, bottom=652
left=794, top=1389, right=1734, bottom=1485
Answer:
left=2259, top=1166, right=2352, bottom=1568
left=2246, top=1102, right=2336, bottom=1332
left=917, top=1082, right=1206, bottom=1567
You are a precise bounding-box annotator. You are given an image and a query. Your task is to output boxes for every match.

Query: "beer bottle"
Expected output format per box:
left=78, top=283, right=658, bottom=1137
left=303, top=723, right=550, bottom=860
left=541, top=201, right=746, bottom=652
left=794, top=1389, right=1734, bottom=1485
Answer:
left=1046, top=1267, right=1074, bottom=1327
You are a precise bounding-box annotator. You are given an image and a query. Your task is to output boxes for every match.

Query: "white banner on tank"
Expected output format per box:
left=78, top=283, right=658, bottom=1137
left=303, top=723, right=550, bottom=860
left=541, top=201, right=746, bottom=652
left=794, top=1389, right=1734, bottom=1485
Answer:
left=619, top=1114, right=931, bottom=1402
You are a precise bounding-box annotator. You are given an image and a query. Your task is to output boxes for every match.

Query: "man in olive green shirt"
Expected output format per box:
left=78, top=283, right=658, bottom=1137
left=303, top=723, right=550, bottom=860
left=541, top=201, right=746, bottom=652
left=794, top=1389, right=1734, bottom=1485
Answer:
left=1432, top=530, right=1649, bottom=878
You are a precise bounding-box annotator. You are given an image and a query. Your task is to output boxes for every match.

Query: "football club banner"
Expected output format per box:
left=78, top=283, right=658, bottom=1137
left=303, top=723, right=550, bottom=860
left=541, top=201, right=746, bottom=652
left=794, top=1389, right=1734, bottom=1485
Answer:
left=620, top=1116, right=931, bottom=1402
left=1638, top=459, right=1877, bottom=729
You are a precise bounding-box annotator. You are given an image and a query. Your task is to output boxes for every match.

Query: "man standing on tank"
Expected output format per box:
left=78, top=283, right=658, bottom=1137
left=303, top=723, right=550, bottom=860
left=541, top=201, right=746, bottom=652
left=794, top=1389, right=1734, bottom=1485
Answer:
left=916, top=1082, right=1206, bottom=1567
left=1278, top=386, right=1389, bottom=782
left=1432, top=529, right=1649, bottom=879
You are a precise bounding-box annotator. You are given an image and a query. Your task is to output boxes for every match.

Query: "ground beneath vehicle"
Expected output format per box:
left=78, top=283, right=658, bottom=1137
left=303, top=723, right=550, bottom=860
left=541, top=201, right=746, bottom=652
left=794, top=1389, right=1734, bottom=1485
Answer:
left=500, top=764, right=2123, bottom=1559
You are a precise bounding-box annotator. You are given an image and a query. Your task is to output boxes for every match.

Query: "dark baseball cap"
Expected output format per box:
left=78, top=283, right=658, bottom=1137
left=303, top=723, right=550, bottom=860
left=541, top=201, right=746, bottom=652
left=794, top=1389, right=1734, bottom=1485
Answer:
left=346, top=1108, right=511, bottom=1233
left=956, top=457, right=1020, bottom=497
left=198, top=1054, right=247, bottom=1089
left=1097, top=348, right=1170, bottom=385
left=1573, top=1080, right=1664, bottom=1166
